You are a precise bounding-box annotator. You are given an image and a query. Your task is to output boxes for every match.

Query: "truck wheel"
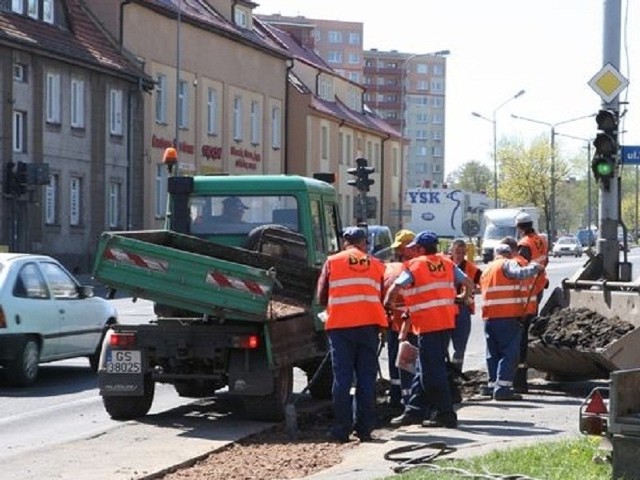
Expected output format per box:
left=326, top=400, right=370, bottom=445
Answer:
left=306, top=358, right=333, bottom=400
left=242, top=366, right=293, bottom=421
left=102, top=374, right=155, bottom=420
left=174, top=380, right=216, bottom=398
left=88, top=322, right=116, bottom=372
left=7, top=339, right=40, bottom=387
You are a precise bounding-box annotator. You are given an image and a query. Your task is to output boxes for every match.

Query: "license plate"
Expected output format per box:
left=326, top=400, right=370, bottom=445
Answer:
left=106, top=350, right=142, bottom=374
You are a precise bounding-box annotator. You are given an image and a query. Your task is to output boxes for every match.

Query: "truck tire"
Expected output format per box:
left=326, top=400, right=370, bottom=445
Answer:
left=173, top=380, right=217, bottom=398
left=102, top=374, right=155, bottom=420
left=242, top=366, right=293, bottom=421
left=7, top=338, right=40, bottom=387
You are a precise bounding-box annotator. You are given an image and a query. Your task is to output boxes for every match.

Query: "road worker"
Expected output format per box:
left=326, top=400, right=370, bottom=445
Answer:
left=316, top=226, right=387, bottom=443
left=383, top=229, right=416, bottom=410
left=479, top=242, right=544, bottom=401
left=446, top=238, right=482, bottom=373
left=514, top=212, right=549, bottom=393
left=385, top=230, right=474, bottom=429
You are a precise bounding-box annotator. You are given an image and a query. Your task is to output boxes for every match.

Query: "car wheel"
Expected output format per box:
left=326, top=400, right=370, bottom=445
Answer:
left=7, top=339, right=40, bottom=387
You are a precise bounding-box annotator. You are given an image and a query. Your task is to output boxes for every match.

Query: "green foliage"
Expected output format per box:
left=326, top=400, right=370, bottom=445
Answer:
left=388, top=437, right=611, bottom=480
left=446, top=160, right=493, bottom=193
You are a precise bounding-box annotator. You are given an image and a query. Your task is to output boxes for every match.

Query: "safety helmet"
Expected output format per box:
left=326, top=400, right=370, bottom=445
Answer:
left=515, top=212, right=533, bottom=226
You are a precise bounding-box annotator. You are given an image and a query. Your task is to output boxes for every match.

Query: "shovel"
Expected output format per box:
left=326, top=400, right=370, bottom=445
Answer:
left=285, top=351, right=331, bottom=440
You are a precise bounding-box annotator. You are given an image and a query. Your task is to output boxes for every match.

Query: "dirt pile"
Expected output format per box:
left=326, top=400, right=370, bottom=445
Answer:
left=529, top=307, right=635, bottom=350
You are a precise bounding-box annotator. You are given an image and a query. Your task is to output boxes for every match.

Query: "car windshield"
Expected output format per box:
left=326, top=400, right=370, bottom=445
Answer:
left=557, top=237, right=575, bottom=244
left=188, top=195, right=299, bottom=235
left=485, top=224, right=516, bottom=240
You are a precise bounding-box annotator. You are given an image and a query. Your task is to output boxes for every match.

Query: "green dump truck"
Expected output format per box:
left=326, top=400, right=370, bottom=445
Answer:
left=94, top=175, right=342, bottom=421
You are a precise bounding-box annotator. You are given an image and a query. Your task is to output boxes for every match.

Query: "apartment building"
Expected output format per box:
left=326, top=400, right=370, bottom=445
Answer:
left=257, top=14, right=364, bottom=84
left=0, top=0, right=151, bottom=271
left=364, top=49, right=448, bottom=191
left=84, top=0, right=290, bottom=229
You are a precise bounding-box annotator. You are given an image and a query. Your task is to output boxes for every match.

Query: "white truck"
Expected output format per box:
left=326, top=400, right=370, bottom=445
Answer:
left=480, top=207, right=540, bottom=263
left=405, top=188, right=491, bottom=239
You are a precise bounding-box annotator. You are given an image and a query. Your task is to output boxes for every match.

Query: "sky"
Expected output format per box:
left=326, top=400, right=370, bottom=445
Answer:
left=254, top=0, right=639, bottom=178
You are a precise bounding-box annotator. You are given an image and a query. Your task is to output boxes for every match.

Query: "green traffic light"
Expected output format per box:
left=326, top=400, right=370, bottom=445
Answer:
left=596, top=161, right=613, bottom=176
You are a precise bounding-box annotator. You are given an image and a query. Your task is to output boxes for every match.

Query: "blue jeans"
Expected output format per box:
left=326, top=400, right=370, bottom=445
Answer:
left=328, top=325, right=379, bottom=439
left=405, top=329, right=453, bottom=419
left=387, top=329, right=416, bottom=407
left=484, top=318, right=523, bottom=395
left=451, top=304, right=472, bottom=367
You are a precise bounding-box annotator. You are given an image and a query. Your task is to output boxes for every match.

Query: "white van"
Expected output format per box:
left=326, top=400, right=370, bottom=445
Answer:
left=481, top=207, right=539, bottom=263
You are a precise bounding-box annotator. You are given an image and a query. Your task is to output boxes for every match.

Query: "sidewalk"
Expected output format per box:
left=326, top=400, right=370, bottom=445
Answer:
left=303, top=380, right=590, bottom=480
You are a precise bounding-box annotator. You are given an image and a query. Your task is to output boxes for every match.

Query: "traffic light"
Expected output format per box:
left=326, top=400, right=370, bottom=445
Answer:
left=347, top=157, right=375, bottom=193
left=4, top=162, right=16, bottom=195
left=16, top=161, right=28, bottom=196
left=591, top=109, right=618, bottom=190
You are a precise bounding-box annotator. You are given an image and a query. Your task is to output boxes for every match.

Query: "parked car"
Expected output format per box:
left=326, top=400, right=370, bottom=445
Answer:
left=552, top=236, right=583, bottom=257
left=0, top=254, right=118, bottom=386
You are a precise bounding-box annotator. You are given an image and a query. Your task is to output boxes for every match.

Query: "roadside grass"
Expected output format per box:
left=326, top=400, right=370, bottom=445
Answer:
left=387, top=436, right=612, bottom=480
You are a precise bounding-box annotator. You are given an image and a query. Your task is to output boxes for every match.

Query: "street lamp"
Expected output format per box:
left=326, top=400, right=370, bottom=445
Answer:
left=511, top=112, right=595, bottom=240
left=471, top=89, right=525, bottom=208
left=399, top=49, right=450, bottom=226
left=554, top=132, right=594, bottom=232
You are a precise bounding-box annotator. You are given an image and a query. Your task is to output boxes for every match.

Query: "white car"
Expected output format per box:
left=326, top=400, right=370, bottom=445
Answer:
left=552, top=236, right=583, bottom=258
left=0, top=254, right=117, bottom=386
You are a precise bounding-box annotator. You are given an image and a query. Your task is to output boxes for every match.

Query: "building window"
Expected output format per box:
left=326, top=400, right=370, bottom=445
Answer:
left=327, top=31, right=342, bottom=43
left=70, top=79, right=85, bottom=128
left=432, top=147, right=443, bottom=158
left=12, top=0, right=23, bottom=13
left=417, top=146, right=428, bottom=156
left=110, top=88, right=123, bottom=135
left=154, top=164, right=167, bottom=218
left=416, top=113, right=429, bottom=124
left=338, top=132, right=344, bottom=165
left=13, top=63, right=25, bottom=82
left=433, top=130, right=443, bottom=141
left=69, top=177, right=81, bottom=226
left=108, top=181, right=121, bottom=228
left=348, top=53, right=360, bottom=64
left=27, top=0, right=37, bottom=19
left=433, top=64, right=444, bottom=76
left=347, top=72, right=360, bottom=82
left=417, top=80, right=429, bottom=91
left=321, top=126, right=328, bottom=160
left=432, top=112, right=444, bottom=124
left=233, top=95, right=242, bottom=140
left=43, top=0, right=53, bottom=23
left=45, top=174, right=58, bottom=225
left=206, top=87, right=218, bottom=135
left=271, top=106, right=281, bottom=149
left=234, top=7, right=248, bottom=28
left=348, top=32, right=360, bottom=45
left=374, top=143, right=380, bottom=170
left=13, top=110, right=25, bottom=152
left=416, top=63, right=428, bottom=74
left=416, top=130, right=428, bottom=140
left=431, top=79, right=444, bottom=93
left=432, top=97, right=444, bottom=108
left=250, top=100, right=261, bottom=145
left=177, top=80, right=188, bottom=128
left=46, top=72, right=61, bottom=124
left=346, top=135, right=352, bottom=165
left=155, top=73, right=167, bottom=124
left=327, top=51, right=342, bottom=63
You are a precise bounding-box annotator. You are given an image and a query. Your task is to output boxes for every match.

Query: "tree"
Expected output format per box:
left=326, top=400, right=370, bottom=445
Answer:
left=446, top=160, right=492, bottom=193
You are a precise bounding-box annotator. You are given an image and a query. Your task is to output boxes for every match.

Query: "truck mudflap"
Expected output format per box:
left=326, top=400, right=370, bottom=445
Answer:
left=528, top=281, right=640, bottom=379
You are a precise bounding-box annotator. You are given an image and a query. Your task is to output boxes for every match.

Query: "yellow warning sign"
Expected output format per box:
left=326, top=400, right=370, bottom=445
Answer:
left=589, top=63, right=629, bottom=103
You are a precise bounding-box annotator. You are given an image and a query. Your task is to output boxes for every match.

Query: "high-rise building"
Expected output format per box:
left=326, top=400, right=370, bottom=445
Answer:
left=364, top=49, right=447, bottom=189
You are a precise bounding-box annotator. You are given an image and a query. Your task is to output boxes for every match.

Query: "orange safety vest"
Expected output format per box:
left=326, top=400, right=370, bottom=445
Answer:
left=383, top=262, right=407, bottom=332
left=325, top=247, right=387, bottom=330
left=402, top=254, right=457, bottom=335
left=513, top=254, right=538, bottom=315
left=446, top=255, right=481, bottom=315
left=518, top=232, right=548, bottom=296
left=480, top=257, right=528, bottom=320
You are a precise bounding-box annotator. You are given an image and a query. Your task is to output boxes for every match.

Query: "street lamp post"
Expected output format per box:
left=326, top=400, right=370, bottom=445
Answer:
left=399, top=50, right=450, bottom=226
left=511, top=113, right=595, bottom=240
left=471, top=89, right=525, bottom=208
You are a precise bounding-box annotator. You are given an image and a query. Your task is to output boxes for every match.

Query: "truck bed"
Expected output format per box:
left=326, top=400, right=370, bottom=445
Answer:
left=92, top=230, right=319, bottom=321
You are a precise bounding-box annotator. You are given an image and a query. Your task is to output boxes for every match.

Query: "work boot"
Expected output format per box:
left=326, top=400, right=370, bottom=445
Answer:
left=513, top=368, right=529, bottom=394
left=390, top=411, right=422, bottom=427
left=479, top=385, right=494, bottom=397
left=422, top=411, right=457, bottom=428
left=494, top=391, right=523, bottom=401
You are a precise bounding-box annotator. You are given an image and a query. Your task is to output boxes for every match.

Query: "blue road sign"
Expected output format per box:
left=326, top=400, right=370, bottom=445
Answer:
left=622, top=145, right=640, bottom=165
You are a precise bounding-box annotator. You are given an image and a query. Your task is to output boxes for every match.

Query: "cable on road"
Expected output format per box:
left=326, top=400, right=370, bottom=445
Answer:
left=384, top=442, right=544, bottom=479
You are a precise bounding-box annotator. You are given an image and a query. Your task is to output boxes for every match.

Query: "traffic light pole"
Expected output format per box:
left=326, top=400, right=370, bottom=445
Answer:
left=598, top=0, right=622, bottom=280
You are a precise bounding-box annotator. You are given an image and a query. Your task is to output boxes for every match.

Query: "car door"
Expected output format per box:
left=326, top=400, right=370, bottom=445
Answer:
left=38, top=261, right=102, bottom=357
left=9, top=261, right=59, bottom=360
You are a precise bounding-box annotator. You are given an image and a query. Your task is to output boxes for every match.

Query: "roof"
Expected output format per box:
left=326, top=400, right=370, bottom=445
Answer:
left=192, top=174, right=336, bottom=195
left=0, top=0, right=149, bottom=83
